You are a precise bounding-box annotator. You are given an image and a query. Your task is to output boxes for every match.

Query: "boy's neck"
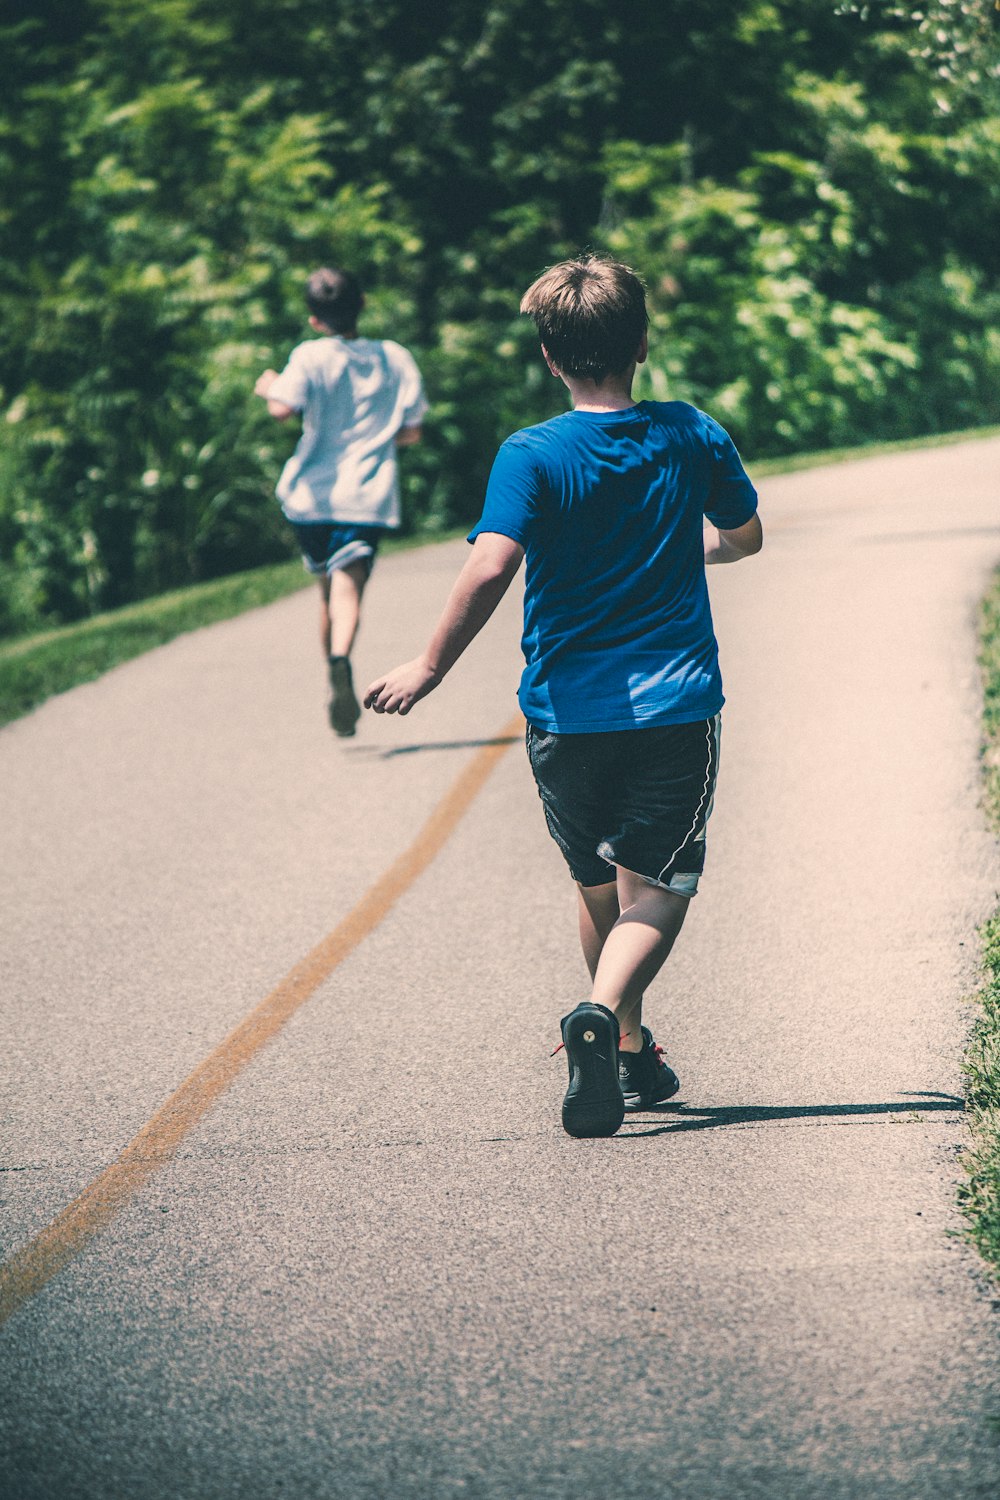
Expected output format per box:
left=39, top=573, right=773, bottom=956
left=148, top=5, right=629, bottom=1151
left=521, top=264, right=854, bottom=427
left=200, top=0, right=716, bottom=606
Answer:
left=563, top=367, right=637, bottom=414
left=309, top=316, right=359, bottom=339
left=545, top=337, right=647, bottom=412
left=571, top=393, right=636, bottom=413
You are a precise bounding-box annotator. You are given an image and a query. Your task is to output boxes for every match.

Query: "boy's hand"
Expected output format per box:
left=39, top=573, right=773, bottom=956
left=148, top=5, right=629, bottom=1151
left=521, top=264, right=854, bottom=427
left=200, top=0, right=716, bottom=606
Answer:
left=254, top=369, right=279, bottom=398
left=365, top=657, right=441, bottom=715
left=366, top=535, right=523, bottom=719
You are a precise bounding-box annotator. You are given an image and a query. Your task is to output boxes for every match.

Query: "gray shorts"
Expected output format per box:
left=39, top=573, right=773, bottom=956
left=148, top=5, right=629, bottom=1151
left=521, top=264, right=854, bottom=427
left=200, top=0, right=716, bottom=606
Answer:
left=526, top=715, right=721, bottom=896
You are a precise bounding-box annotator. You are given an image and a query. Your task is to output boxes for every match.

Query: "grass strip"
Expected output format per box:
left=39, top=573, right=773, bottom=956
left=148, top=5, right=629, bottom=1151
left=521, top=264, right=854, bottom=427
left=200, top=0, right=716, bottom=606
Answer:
left=0, top=529, right=466, bottom=729
left=1, top=425, right=997, bottom=731
left=0, top=559, right=310, bottom=728
left=960, top=576, right=1000, bottom=1278
left=747, top=423, right=1000, bottom=479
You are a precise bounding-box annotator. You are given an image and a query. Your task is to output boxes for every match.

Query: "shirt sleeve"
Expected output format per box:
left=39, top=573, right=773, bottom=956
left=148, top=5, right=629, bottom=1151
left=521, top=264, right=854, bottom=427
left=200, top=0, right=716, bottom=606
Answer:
left=266, top=345, right=311, bottom=412
left=467, top=436, right=545, bottom=547
left=703, top=418, right=758, bottom=530
left=396, top=347, right=429, bottom=428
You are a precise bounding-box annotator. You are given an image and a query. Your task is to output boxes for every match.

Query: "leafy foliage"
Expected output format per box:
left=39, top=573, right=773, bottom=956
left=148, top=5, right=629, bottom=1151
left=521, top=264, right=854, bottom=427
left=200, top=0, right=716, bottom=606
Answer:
left=1, top=0, right=997, bottom=632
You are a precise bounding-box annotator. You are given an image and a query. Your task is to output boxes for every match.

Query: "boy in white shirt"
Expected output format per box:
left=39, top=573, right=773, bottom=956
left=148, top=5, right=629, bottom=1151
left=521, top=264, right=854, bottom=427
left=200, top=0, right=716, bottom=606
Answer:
left=255, top=267, right=428, bottom=735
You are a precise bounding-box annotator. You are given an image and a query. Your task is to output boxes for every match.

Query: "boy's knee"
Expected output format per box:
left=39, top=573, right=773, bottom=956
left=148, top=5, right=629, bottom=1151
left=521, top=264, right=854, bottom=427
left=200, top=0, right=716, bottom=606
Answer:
left=618, top=867, right=690, bottom=919
left=332, top=559, right=370, bottom=590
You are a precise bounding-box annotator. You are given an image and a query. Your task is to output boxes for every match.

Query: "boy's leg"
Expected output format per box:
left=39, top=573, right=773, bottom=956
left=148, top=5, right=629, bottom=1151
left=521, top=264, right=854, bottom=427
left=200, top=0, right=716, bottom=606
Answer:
left=290, top=523, right=375, bottom=661
left=588, top=866, right=690, bottom=1050
left=318, top=575, right=333, bottom=657
left=326, top=554, right=375, bottom=737
left=323, top=563, right=369, bottom=737
left=562, top=869, right=685, bottom=1135
left=289, top=522, right=378, bottom=735
left=327, top=560, right=370, bottom=658
left=576, top=880, right=619, bottom=978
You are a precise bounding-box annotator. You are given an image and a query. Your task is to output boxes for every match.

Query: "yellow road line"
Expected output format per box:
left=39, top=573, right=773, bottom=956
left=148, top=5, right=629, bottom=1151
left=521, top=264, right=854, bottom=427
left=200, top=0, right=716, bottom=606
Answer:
left=0, top=713, right=524, bottom=1328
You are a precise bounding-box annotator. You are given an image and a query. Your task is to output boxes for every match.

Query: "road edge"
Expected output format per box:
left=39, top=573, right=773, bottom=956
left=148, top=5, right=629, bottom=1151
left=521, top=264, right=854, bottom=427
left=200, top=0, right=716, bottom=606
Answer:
left=960, top=570, right=1000, bottom=1282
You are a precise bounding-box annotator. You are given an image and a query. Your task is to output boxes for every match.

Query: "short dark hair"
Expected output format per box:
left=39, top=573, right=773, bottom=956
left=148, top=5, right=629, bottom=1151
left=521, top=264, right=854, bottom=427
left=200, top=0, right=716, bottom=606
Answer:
left=520, top=255, right=648, bottom=381
left=305, top=267, right=364, bottom=333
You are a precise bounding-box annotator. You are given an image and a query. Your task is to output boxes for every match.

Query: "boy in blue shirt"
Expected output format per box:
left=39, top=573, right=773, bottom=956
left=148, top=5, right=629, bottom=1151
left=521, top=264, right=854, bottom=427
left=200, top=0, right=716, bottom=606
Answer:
left=365, top=255, right=762, bottom=1137
left=255, top=267, right=427, bottom=735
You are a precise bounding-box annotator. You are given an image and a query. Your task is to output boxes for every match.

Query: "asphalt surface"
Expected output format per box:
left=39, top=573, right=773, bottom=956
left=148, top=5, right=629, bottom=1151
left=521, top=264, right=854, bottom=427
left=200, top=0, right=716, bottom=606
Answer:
left=2, top=436, right=1000, bottom=1499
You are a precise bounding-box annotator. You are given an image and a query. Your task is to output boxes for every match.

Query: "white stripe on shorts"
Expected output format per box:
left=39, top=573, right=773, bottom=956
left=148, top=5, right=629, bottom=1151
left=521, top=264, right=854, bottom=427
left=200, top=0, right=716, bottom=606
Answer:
left=327, top=538, right=375, bottom=573
left=655, top=712, right=721, bottom=886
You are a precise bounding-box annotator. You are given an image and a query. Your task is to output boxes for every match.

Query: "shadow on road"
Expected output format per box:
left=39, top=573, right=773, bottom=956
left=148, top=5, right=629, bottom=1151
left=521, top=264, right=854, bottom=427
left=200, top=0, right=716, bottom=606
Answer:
left=376, top=735, right=523, bottom=759
left=619, top=1092, right=965, bottom=1139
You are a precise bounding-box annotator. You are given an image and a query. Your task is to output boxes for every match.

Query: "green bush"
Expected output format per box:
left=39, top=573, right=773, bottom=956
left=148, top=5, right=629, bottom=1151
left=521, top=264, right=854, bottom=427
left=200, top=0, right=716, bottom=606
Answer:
left=1, top=0, right=997, bottom=636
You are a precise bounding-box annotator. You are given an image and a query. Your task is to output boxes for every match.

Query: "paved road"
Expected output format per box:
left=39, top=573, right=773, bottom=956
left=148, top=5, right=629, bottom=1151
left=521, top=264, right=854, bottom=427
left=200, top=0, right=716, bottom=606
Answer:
left=2, top=438, right=999, bottom=1499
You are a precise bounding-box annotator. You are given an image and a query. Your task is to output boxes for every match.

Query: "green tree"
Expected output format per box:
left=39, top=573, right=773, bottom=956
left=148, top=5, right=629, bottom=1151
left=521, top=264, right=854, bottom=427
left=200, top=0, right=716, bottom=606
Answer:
left=1, top=0, right=997, bottom=632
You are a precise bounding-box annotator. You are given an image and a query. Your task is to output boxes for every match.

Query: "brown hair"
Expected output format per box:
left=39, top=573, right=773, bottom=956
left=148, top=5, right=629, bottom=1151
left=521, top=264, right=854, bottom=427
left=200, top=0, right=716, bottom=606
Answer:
left=519, top=255, right=648, bottom=381
left=305, top=267, right=364, bottom=333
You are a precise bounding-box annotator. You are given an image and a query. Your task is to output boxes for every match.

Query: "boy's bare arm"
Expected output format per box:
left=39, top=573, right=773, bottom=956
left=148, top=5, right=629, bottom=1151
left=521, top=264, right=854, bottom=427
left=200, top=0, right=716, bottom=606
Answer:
left=704, top=513, right=763, bottom=564
left=364, top=532, right=524, bottom=715
left=253, top=369, right=296, bottom=421
left=395, top=425, right=422, bottom=447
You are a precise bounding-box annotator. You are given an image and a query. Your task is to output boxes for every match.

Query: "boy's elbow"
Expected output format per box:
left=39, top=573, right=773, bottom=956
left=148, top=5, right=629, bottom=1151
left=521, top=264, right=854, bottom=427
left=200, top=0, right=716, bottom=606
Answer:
left=733, top=514, right=763, bottom=557
left=474, top=556, right=521, bottom=591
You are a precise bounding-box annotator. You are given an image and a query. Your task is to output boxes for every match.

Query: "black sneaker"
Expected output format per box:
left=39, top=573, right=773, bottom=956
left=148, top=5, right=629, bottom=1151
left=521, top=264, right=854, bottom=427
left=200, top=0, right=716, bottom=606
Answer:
left=328, top=655, right=360, bottom=737
left=618, top=1026, right=680, bottom=1111
left=559, top=1002, right=625, bottom=1139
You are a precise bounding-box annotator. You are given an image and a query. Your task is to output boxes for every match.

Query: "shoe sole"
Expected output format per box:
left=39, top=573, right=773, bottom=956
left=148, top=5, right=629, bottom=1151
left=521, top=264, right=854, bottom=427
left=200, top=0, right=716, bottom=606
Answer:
left=561, top=1006, right=625, bottom=1139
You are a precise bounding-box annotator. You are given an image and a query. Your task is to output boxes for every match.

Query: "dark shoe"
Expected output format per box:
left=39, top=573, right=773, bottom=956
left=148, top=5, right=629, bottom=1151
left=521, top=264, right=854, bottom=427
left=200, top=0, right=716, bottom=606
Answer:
left=618, top=1026, right=680, bottom=1110
left=328, top=655, right=360, bottom=737
left=559, top=1002, right=625, bottom=1138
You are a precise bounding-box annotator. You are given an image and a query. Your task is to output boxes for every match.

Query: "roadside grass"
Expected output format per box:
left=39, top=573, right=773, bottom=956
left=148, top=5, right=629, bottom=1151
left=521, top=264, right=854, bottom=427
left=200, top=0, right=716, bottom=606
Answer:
left=0, top=528, right=465, bottom=729
left=747, top=423, right=999, bottom=479
left=0, top=559, right=311, bottom=728
left=1, top=424, right=997, bottom=731
left=960, top=575, right=1000, bottom=1279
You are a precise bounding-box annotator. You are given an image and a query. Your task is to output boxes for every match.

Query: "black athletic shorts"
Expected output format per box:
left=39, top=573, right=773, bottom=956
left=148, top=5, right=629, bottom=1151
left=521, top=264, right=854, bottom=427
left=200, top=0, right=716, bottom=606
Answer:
left=289, top=521, right=385, bottom=578
left=525, top=715, right=721, bottom=896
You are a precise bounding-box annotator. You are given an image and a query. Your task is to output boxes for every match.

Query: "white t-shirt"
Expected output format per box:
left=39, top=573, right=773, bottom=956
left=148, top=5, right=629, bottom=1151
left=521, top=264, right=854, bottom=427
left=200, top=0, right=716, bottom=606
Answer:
left=268, top=335, right=428, bottom=527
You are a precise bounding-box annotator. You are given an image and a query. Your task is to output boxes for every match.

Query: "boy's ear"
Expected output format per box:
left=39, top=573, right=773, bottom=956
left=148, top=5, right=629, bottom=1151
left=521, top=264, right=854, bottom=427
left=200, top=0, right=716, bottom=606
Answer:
left=636, top=332, right=649, bottom=365
left=540, top=344, right=562, bottom=379
left=308, top=315, right=327, bottom=333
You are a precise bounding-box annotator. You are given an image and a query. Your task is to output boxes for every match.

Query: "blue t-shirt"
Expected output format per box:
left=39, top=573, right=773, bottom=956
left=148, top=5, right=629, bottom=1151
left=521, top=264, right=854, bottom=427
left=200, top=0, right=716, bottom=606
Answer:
left=468, top=400, right=758, bottom=733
